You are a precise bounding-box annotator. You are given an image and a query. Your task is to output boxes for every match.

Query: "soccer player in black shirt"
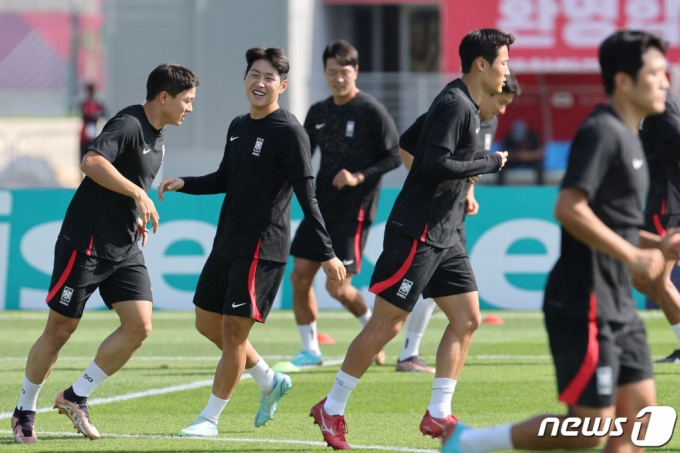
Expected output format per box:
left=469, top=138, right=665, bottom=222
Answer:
left=634, top=89, right=680, bottom=363
left=396, top=75, right=521, bottom=374
left=288, top=40, right=401, bottom=368
left=443, top=30, right=680, bottom=453
left=158, top=48, right=345, bottom=437
left=310, top=29, right=510, bottom=450
left=10, top=64, right=199, bottom=444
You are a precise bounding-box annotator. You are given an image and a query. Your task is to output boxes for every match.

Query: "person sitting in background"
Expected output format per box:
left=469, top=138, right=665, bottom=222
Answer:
left=80, top=83, right=106, bottom=162
left=498, top=119, right=543, bottom=185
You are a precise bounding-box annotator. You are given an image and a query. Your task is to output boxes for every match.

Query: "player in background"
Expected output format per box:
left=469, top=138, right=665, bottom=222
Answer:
left=633, top=88, right=680, bottom=363
left=310, top=29, right=510, bottom=450
left=396, top=74, right=521, bottom=373
left=443, top=30, right=680, bottom=453
left=158, top=48, right=345, bottom=437
left=79, top=83, right=106, bottom=162
left=288, top=40, right=401, bottom=368
left=11, top=64, right=199, bottom=444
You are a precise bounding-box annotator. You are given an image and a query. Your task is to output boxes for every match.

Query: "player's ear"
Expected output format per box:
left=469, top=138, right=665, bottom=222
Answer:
left=614, top=71, right=633, bottom=94
left=474, top=56, right=486, bottom=73
left=280, top=78, right=289, bottom=93
left=159, top=91, right=168, bottom=105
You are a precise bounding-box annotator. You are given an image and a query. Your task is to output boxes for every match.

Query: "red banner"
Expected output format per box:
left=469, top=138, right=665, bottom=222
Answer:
left=444, top=0, right=680, bottom=72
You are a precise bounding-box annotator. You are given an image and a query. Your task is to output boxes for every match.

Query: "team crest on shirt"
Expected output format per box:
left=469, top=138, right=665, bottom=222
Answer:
left=60, top=286, right=74, bottom=306
left=484, top=133, right=492, bottom=150
left=253, top=138, right=264, bottom=156
left=397, top=279, right=413, bottom=299
left=346, top=121, right=355, bottom=137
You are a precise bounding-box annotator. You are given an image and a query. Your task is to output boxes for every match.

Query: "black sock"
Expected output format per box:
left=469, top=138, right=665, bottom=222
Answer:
left=64, top=386, right=87, bottom=403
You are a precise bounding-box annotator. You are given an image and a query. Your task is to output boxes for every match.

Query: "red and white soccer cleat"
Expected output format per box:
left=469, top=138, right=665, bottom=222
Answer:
left=310, top=398, right=350, bottom=450
left=419, top=410, right=459, bottom=439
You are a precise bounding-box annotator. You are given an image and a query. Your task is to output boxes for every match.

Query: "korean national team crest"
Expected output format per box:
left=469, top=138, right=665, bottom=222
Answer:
left=60, top=286, right=74, bottom=306
left=253, top=138, right=264, bottom=156
left=397, top=279, right=413, bottom=299
left=345, top=121, right=355, bottom=137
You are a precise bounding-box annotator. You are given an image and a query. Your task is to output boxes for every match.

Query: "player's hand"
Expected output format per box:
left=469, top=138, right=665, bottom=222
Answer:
left=134, top=190, right=159, bottom=234
left=628, top=248, right=664, bottom=280
left=158, top=177, right=185, bottom=201
left=496, top=151, right=508, bottom=169
left=465, top=195, right=479, bottom=216
left=467, top=175, right=481, bottom=184
left=321, top=257, right=346, bottom=286
left=659, top=228, right=680, bottom=261
left=333, top=169, right=364, bottom=189
left=137, top=217, right=149, bottom=246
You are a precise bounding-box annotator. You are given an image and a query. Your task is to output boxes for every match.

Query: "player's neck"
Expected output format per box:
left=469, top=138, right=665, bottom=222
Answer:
left=609, top=95, right=645, bottom=135
left=250, top=101, right=280, bottom=120
left=332, top=87, right=359, bottom=106
left=142, top=102, right=167, bottom=130
left=460, top=74, right=490, bottom=106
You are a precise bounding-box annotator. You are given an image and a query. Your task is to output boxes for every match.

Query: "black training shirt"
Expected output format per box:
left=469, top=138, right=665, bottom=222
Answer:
left=179, top=108, right=335, bottom=263
left=640, top=89, right=680, bottom=220
left=477, top=117, right=498, bottom=159
left=388, top=79, right=502, bottom=247
left=304, top=91, right=400, bottom=223
left=544, top=105, right=649, bottom=322
left=58, top=104, right=164, bottom=261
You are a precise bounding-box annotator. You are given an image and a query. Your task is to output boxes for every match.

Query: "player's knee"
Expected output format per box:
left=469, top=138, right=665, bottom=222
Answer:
left=290, top=268, right=314, bottom=290
left=452, top=311, right=481, bottom=334
left=46, top=323, right=76, bottom=347
left=124, top=320, right=152, bottom=345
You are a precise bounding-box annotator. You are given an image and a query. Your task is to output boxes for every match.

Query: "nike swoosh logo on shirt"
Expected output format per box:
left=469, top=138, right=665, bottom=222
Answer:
left=230, top=136, right=239, bottom=141
left=232, top=302, right=247, bottom=308
left=316, top=123, right=326, bottom=129
left=143, top=148, right=152, bottom=154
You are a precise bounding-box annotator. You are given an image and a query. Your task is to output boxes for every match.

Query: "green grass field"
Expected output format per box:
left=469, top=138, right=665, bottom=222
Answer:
left=0, top=310, right=678, bottom=452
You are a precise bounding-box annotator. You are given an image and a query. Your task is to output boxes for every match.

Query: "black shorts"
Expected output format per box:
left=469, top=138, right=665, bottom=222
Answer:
left=368, top=229, right=477, bottom=312
left=644, top=212, right=680, bottom=237
left=291, top=217, right=371, bottom=274
left=194, top=250, right=285, bottom=323
left=545, top=312, right=653, bottom=408
left=46, top=241, right=153, bottom=319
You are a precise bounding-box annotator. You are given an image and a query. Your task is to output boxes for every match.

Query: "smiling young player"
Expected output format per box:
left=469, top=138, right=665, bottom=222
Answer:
left=310, top=29, right=511, bottom=450
left=288, top=40, right=401, bottom=368
left=11, top=63, right=199, bottom=444
left=158, top=47, right=345, bottom=437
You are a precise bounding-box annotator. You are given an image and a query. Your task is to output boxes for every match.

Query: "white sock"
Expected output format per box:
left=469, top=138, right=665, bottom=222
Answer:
left=72, top=361, right=109, bottom=398
left=247, top=359, right=276, bottom=392
left=357, top=308, right=372, bottom=328
left=199, top=393, right=229, bottom=425
left=298, top=322, right=321, bottom=355
left=324, top=370, right=359, bottom=416
left=458, top=424, right=514, bottom=453
left=17, top=376, right=43, bottom=411
left=672, top=323, right=680, bottom=346
left=428, top=378, right=457, bottom=419
left=399, top=298, right=436, bottom=361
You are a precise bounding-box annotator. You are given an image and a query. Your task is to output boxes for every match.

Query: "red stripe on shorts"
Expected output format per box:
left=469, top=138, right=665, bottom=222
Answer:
left=353, top=205, right=365, bottom=274
left=368, top=238, right=418, bottom=295
left=558, top=292, right=599, bottom=405
left=248, top=239, right=264, bottom=323
left=45, top=249, right=77, bottom=303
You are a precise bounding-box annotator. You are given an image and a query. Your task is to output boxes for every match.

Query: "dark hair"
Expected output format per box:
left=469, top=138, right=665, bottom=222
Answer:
left=599, top=30, right=668, bottom=95
left=146, top=63, right=199, bottom=101
left=459, top=29, right=515, bottom=74
left=245, top=47, right=290, bottom=81
left=322, top=40, right=359, bottom=68
left=501, top=74, right=521, bottom=95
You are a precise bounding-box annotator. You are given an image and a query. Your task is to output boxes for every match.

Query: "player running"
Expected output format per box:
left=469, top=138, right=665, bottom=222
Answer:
left=288, top=40, right=401, bottom=368
left=443, top=30, right=680, bottom=453
left=396, top=74, right=521, bottom=373
left=310, top=29, right=511, bottom=450
left=158, top=47, right=345, bottom=437
left=634, top=88, right=680, bottom=363
left=10, top=63, right=199, bottom=444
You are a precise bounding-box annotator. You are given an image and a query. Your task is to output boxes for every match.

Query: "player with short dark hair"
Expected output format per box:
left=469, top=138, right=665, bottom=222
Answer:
left=158, top=47, right=345, bottom=437
left=288, top=39, right=401, bottom=368
left=443, top=30, right=679, bottom=453
left=11, top=63, right=199, bottom=444
left=310, top=29, right=512, bottom=450
left=396, top=74, right=521, bottom=374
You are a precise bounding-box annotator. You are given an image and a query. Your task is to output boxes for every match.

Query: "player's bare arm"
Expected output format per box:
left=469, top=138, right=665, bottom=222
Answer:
left=158, top=177, right=185, bottom=201
left=332, top=169, right=365, bottom=189
left=639, top=228, right=680, bottom=261
left=555, top=187, right=664, bottom=279
left=81, top=150, right=159, bottom=233
left=465, top=184, right=479, bottom=215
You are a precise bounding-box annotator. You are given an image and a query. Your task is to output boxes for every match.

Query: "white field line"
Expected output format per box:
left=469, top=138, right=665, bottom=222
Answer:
left=0, top=359, right=344, bottom=420
left=0, top=430, right=438, bottom=453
